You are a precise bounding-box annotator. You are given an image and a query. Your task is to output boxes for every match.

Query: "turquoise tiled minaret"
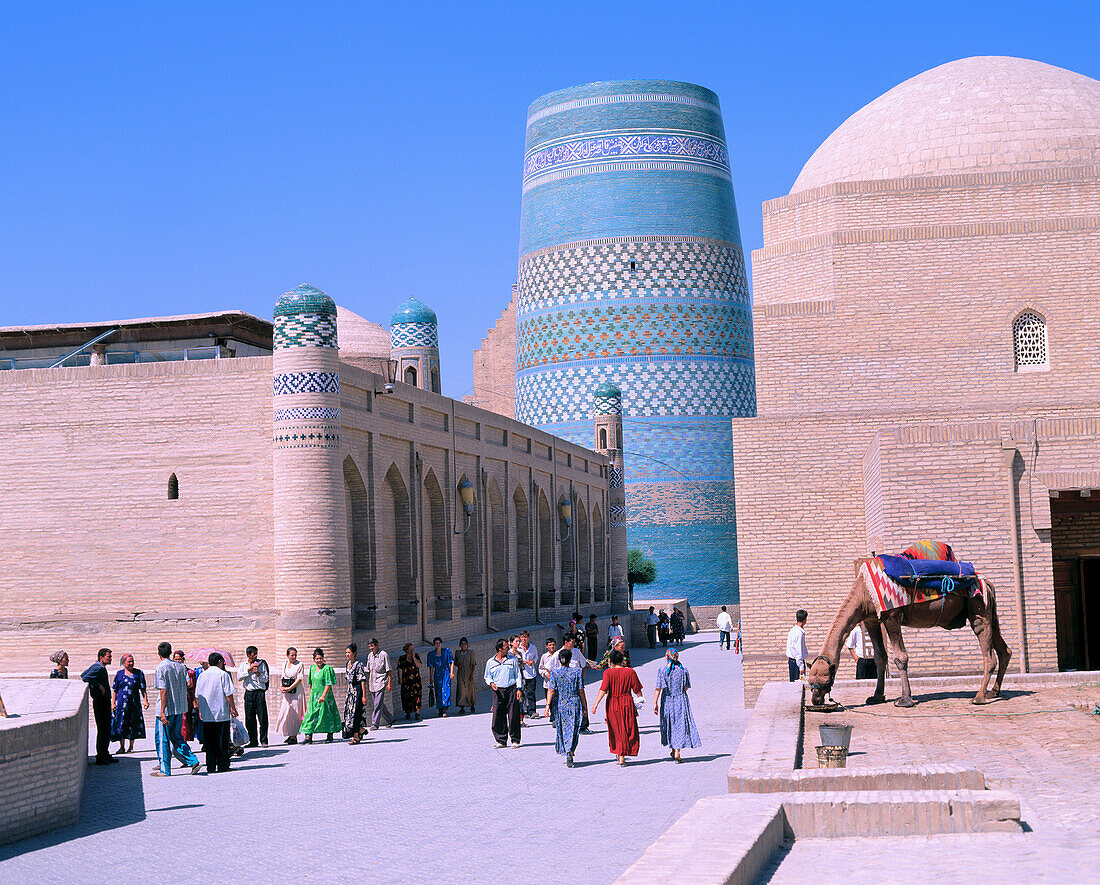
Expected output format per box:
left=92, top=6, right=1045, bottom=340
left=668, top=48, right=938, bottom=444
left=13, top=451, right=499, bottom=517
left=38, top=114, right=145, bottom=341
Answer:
left=390, top=297, right=441, bottom=393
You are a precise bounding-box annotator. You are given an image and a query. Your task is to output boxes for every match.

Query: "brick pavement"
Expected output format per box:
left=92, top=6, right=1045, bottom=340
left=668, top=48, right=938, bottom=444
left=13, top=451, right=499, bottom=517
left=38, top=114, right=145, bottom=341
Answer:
left=0, top=638, right=747, bottom=884
left=755, top=679, right=1100, bottom=883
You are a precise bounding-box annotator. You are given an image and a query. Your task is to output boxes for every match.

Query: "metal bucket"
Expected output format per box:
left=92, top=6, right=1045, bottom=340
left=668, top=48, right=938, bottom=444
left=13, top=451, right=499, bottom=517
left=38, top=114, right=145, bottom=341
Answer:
left=818, top=723, right=853, bottom=751
left=816, top=745, right=848, bottom=769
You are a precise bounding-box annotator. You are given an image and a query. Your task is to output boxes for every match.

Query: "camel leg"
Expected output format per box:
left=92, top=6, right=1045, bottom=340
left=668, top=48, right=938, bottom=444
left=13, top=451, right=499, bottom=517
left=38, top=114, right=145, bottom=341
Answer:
left=864, top=617, right=888, bottom=705
left=969, top=608, right=997, bottom=705
left=881, top=616, right=915, bottom=707
left=991, top=627, right=1011, bottom=696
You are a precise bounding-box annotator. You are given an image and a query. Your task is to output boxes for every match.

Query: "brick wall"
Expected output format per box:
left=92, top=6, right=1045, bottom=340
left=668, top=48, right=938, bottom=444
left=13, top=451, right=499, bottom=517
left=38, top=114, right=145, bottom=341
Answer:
left=469, top=288, right=517, bottom=419
left=735, top=164, right=1100, bottom=704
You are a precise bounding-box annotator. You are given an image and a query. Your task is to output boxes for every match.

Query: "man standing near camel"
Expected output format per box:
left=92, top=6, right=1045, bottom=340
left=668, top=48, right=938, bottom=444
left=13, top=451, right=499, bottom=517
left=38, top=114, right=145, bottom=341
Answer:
left=785, top=610, right=808, bottom=681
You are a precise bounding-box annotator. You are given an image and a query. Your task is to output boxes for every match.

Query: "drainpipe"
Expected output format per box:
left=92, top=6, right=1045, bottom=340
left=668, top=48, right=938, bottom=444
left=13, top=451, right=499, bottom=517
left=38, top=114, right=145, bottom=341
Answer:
left=1000, top=445, right=1029, bottom=672
left=415, top=450, right=427, bottom=645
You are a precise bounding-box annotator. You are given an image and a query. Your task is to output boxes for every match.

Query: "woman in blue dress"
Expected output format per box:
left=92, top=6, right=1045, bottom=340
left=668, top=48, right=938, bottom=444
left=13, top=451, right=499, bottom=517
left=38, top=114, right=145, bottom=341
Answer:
left=427, top=637, right=454, bottom=717
left=545, top=648, right=587, bottom=767
left=652, top=650, right=700, bottom=762
left=110, top=653, right=148, bottom=753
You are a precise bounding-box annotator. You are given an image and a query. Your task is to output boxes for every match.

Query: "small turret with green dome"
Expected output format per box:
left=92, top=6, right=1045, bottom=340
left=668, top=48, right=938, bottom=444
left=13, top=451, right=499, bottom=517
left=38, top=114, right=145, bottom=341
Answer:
left=390, top=296, right=441, bottom=393
left=274, top=283, right=338, bottom=350
left=593, top=380, right=623, bottom=415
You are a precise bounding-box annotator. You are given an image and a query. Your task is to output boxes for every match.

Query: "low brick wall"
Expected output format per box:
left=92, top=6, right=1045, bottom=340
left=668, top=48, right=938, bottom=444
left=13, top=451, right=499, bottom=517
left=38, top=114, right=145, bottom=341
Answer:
left=0, top=678, right=88, bottom=846
left=691, top=604, right=740, bottom=632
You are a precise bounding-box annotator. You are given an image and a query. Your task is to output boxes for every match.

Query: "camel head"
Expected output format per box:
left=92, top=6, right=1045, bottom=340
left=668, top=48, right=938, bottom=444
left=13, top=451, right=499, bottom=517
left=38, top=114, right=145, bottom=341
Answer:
left=806, top=654, right=836, bottom=707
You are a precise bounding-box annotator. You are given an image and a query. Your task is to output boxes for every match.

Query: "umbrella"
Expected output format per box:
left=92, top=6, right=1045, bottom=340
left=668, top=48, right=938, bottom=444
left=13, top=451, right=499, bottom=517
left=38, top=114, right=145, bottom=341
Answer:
left=185, top=646, right=236, bottom=667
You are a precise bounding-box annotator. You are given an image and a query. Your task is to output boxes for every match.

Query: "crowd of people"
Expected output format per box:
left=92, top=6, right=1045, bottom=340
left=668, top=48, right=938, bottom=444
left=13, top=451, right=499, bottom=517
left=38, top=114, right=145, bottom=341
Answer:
left=56, top=614, right=707, bottom=775
left=641, top=605, right=688, bottom=649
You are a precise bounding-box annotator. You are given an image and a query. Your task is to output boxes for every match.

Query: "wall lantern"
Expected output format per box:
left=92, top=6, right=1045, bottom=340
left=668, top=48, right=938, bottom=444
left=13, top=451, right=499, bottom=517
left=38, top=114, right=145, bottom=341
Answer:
left=381, top=359, right=399, bottom=394
left=455, top=476, right=476, bottom=534
left=558, top=496, right=573, bottom=542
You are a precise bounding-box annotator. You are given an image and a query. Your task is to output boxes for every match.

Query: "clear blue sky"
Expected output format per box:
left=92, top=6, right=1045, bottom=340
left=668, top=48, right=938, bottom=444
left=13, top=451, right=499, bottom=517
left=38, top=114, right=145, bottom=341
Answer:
left=2, top=2, right=1095, bottom=398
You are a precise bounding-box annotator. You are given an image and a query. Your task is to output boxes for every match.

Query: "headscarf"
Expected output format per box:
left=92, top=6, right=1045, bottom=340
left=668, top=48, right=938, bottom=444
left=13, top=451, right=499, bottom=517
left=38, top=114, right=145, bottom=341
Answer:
left=665, top=649, right=682, bottom=676
left=49, top=650, right=67, bottom=665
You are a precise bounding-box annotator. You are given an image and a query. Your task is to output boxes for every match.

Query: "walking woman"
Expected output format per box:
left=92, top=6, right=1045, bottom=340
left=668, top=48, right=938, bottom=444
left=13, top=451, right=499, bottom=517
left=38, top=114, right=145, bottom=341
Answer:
left=276, top=647, right=305, bottom=744
left=590, top=649, right=643, bottom=766
left=49, top=650, right=68, bottom=679
left=653, top=650, right=701, bottom=762
left=342, top=644, right=369, bottom=744
left=454, top=637, right=477, bottom=713
left=427, top=637, right=455, bottom=717
left=545, top=648, right=587, bottom=768
left=110, top=653, right=148, bottom=753
left=396, top=643, right=423, bottom=720
left=302, top=648, right=341, bottom=743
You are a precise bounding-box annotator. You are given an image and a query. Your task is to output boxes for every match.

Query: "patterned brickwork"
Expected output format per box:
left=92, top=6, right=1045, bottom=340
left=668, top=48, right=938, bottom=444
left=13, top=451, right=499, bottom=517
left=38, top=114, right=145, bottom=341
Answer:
left=273, top=406, right=341, bottom=422
left=273, top=371, right=340, bottom=396
left=390, top=321, right=439, bottom=349
left=273, top=424, right=341, bottom=450
left=273, top=312, right=338, bottom=349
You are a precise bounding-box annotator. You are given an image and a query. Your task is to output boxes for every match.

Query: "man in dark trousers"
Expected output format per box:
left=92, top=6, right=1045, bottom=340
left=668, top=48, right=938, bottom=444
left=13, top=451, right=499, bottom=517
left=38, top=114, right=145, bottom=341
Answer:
left=483, top=639, right=523, bottom=749
left=81, top=648, right=116, bottom=764
left=237, top=645, right=270, bottom=747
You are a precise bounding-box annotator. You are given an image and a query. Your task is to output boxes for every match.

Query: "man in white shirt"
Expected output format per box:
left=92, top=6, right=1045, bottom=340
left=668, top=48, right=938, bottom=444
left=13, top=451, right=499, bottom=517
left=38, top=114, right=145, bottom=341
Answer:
left=151, top=641, right=201, bottom=777
left=716, top=606, right=735, bottom=650
left=366, top=639, right=394, bottom=730
left=237, top=645, right=270, bottom=747
left=518, top=630, right=539, bottom=720
left=644, top=606, right=659, bottom=649
left=846, top=623, right=878, bottom=680
left=786, top=609, right=809, bottom=682
left=484, top=639, right=524, bottom=748
left=538, top=637, right=560, bottom=723
left=607, top=615, right=624, bottom=647
left=195, top=652, right=237, bottom=773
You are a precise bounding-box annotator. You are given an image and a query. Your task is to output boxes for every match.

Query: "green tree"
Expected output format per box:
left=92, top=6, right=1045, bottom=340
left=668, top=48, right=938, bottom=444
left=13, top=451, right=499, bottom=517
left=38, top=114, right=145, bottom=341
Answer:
left=626, top=548, right=657, bottom=605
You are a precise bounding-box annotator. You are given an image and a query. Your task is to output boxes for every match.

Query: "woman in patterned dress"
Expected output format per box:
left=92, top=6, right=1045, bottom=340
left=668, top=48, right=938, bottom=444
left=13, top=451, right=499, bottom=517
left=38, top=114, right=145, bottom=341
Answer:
left=302, top=648, right=341, bottom=743
left=110, top=653, right=148, bottom=753
left=454, top=638, right=477, bottom=713
left=653, top=649, right=701, bottom=762
left=427, top=637, right=455, bottom=717
left=396, top=643, right=423, bottom=720
left=342, top=644, right=369, bottom=744
left=545, top=648, right=588, bottom=767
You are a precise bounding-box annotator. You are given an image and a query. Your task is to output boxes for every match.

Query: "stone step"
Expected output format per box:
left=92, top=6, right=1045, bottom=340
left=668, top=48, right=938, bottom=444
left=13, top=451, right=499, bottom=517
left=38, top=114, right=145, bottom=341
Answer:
left=730, top=762, right=985, bottom=794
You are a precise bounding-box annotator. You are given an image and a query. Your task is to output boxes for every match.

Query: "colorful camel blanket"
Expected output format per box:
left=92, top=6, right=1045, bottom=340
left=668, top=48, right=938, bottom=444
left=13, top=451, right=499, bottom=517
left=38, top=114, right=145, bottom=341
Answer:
left=864, top=540, right=985, bottom=615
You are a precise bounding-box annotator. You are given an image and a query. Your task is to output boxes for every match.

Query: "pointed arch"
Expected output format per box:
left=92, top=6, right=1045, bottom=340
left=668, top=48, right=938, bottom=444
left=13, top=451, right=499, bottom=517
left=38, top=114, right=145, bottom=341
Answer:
left=576, top=497, right=591, bottom=605
left=537, top=488, right=555, bottom=609
left=1012, top=309, right=1049, bottom=371
left=592, top=503, right=606, bottom=602
left=488, top=479, right=508, bottom=613
left=559, top=494, right=575, bottom=608
left=513, top=485, right=533, bottom=610
left=404, top=365, right=418, bottom=386
left=422, top=468, right=451, bottom=621
left=167, top=473, right=179, bottom=500
left=344, top=456, right=375, bottom=629
left=383, top=463, right=416, bottom=625
left=461, top=474, right=483, bottom=617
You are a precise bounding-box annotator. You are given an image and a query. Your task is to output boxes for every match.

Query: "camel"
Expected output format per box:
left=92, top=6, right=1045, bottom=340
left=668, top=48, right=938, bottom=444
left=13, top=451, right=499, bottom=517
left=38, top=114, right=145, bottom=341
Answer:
left=806, top=566, right=1012, bottom=708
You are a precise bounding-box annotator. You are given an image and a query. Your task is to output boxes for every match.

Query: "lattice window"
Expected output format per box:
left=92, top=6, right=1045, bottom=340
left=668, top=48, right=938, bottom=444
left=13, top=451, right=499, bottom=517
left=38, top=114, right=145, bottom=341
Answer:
left=1012, top=311, right=1049, bottom=371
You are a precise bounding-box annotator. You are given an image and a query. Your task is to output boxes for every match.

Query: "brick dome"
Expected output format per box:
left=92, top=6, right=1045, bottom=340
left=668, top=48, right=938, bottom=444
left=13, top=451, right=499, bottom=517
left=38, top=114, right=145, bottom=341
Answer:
left=791, top=56, right=1100, bottom=193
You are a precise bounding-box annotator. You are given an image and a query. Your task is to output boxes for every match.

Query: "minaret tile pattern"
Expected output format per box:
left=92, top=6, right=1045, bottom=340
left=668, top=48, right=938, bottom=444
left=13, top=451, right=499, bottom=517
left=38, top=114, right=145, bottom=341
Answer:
left=515, top=80, right=756, bottom=601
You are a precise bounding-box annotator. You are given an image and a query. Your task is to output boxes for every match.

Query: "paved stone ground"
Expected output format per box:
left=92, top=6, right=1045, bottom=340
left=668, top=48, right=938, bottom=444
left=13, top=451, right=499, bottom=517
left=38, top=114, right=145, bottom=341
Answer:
left=0, top=639, right=747, bottom=884
left=756, top=679, right=1100, bottom=883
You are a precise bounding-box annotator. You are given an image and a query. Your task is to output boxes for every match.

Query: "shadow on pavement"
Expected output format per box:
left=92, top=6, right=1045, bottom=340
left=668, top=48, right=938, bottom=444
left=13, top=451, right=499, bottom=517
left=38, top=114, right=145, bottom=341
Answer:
left=0, top=755, right=146, bottom=860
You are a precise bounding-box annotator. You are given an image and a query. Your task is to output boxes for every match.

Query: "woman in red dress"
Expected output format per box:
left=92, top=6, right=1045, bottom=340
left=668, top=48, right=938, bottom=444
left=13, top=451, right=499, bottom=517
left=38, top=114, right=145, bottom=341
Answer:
left=590, top=649, right=644, bottom=765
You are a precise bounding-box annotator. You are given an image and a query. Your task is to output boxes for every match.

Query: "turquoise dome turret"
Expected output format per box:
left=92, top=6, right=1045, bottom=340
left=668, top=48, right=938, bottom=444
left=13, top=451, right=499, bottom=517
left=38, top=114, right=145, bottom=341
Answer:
left=594, top=380, right=623, bottom=415
left=274, top=283, right=338, bottom=349
left=390, top=297, right=438, bottom=327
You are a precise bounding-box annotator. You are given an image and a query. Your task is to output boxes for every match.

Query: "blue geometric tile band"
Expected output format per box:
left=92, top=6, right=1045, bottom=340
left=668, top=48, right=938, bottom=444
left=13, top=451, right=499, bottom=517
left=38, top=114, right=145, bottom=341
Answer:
left=609, top=504, right=628, bottom=528
left=517, top=360, right=755, bottom=423
left=273, top=312, right=339, bottom=349
left=524, top=132, right=730, bottom=190
left=273, top=372, right=340, bottom=396
left=274, top=424, right=341, bottom=450
left=517, top=238, right=748, bottom=313
left=608, top=466, right=625, bottom=489
left=391, top=322, right=439, bottom=349
left=273, top=406, right=341, bottom=422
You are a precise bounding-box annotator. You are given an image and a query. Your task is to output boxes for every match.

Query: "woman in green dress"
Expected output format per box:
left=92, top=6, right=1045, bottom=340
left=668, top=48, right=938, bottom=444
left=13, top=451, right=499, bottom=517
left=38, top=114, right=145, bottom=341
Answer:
left=302, top=648, right=341, bottom=743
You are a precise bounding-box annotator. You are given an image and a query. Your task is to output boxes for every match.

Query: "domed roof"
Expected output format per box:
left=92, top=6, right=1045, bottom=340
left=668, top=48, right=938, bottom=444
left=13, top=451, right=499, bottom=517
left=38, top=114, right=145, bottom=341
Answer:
left=335, top=305, right=390, bottom=357
left=390, top=297, right=437, bottom=326
left=594, top=380, right=622, bottom=398
left=274, top=283, right=336, bottom=318
left=791, top=56, right=1100, bottom=193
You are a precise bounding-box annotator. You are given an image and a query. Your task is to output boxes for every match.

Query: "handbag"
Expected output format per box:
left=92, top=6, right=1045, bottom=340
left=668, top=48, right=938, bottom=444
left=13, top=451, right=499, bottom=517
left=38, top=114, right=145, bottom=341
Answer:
left=428, top=684, right=436, bottom=708
left=281, top=676, right=296, bottom=689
